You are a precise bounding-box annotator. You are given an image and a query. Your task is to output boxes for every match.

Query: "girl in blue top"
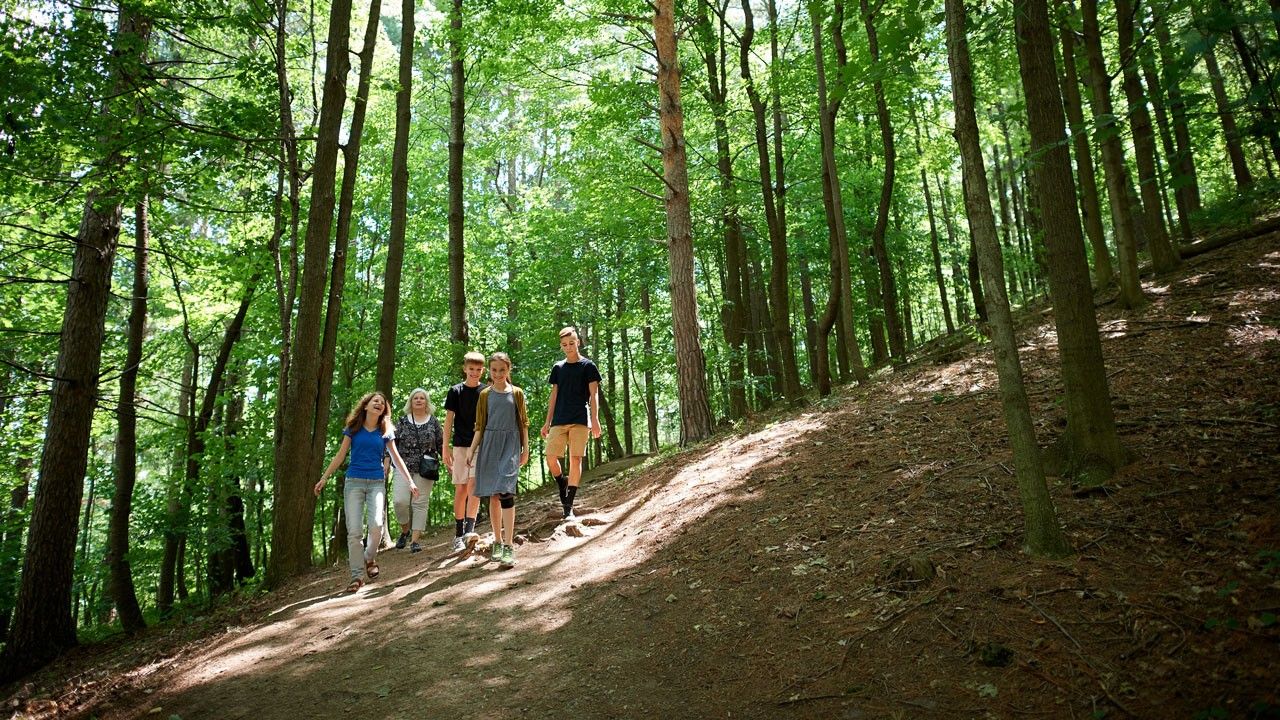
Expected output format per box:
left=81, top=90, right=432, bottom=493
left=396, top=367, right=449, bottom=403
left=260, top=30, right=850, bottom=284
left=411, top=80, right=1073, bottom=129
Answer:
left=314, top=391, right=416, bottom=593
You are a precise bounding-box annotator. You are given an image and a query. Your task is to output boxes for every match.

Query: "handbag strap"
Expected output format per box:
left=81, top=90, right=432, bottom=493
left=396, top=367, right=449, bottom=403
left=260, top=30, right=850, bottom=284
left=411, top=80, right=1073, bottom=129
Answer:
left=408, top=414, right=434, bottom=457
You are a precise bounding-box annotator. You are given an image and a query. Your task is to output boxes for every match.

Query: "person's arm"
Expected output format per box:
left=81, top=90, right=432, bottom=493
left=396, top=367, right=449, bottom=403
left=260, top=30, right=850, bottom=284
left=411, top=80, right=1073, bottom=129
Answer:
left=541, top=385, right=558, bottom=438
left=467, top=390, right=488, bottom=466
left=314, top=435, right=352, bottom=496
left=442, top=408, right=455, bottom=469
left=518, top=390, right=531, bottom=467
left=386, top=440, right=419, bottom=496
left=466, top=429, right=483, bottom=466
left=588, top=380, right=601, bottom=439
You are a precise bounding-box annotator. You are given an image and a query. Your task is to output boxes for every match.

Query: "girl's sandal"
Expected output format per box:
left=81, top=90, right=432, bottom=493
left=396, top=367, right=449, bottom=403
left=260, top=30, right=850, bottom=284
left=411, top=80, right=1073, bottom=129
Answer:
left=346, top=578, right=363, bottom=593
left=365, top=560, right=380, bottom=579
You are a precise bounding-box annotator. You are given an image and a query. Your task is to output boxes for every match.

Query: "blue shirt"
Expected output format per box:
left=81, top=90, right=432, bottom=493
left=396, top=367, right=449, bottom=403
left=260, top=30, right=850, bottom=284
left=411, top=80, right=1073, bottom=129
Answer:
left=344, top=426, right=390, bottom=479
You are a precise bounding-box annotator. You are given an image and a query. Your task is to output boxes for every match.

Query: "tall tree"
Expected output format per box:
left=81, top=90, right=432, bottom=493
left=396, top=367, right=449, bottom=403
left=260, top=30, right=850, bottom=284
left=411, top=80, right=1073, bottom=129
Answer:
left=1056, top=5, right=1112, bottom=286
left=0, top=3, right=152, bottom=681
left=105, top=197, right=150, bottom=634
left=447, top=0, right=469, bottom=354
left=950, top=0, right=1069, bottom=557
left=861, top=0, right=906, bottom=362
left=376, top=0, right=417, bottom=394
left=266, top=0, right=354, bottom=586
left=741, top=0, right=802, bottom=402
left=1202, top=39, right=1254, bottom=190
left=1080, top=0, right=1145, bottom=308
left=655, top=0, right=714, bottom=444
left=1116, top=0, right=1179, bottom=273
left=910, top=102, right=955, bottom=334
left=1017, top=0, right=1128, bottom=484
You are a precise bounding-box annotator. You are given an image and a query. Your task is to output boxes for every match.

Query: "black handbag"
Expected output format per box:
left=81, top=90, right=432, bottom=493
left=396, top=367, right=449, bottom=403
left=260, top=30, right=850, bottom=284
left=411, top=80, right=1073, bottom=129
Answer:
left=409, top=417, right=440, bottom=479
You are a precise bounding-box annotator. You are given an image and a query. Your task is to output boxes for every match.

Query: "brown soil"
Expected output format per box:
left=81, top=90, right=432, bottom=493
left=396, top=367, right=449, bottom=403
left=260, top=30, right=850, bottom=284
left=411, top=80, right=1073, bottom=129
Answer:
left=5, top=233, right=1280, bottom=719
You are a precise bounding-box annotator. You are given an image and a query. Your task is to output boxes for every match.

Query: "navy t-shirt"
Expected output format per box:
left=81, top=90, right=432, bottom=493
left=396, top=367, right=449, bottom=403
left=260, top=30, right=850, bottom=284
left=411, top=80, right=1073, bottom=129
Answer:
left=344, top=426, right=390, bottom=479
left=444, top=382, right=486, bottom=447
left=549, top=357, right=602, bottom=427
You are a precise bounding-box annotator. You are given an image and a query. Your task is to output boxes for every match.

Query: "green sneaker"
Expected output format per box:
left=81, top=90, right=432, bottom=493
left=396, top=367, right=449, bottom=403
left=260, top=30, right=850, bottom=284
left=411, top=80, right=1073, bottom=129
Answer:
left=490, top=542, right=503, bottom=562
left=500, top=544, right=515, bottom=568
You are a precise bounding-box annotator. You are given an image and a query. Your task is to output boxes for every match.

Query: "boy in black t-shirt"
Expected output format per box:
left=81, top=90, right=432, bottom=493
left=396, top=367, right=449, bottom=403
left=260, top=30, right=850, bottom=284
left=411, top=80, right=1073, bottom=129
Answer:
left=443, top=351, right=487, bottom=553
left=540, top=327, right=602, bottom=519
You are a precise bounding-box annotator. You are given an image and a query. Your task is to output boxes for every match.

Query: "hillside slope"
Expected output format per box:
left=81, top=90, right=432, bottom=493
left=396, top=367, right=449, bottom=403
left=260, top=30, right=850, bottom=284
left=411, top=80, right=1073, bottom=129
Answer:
left=8, top=231, right=1280, bottom=719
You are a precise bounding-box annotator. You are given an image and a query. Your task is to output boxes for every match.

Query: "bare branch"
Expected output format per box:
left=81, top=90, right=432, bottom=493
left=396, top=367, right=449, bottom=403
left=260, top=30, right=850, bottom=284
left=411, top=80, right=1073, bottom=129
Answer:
left=629, top=185, right=666, bottom=202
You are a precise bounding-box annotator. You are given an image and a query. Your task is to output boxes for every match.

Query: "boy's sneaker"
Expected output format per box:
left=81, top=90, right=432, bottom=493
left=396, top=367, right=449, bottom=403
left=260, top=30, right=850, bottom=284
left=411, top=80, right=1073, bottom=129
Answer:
left=563, top=509, right=576, bottom=522
left=410, top=541, right=422, bottom=554
left=395, top=531, right=409, bottom=550
left=490, top=542, right=503, bottom=562
left=500, top=544, right=515, bottom=568
left=451, top=536, right=465, bottom=553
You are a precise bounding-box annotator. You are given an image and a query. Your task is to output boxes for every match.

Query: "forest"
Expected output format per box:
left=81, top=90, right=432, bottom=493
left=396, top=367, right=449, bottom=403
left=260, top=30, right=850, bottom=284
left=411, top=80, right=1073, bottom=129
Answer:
left=1, top=0, right=1278, bottom=712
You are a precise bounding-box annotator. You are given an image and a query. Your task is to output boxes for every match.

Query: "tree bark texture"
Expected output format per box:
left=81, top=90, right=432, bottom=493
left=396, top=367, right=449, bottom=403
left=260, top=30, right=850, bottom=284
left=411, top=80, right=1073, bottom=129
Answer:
left=266, top=0, right=353, bottom=587
left=655, top=0, right=714, bottom=444
left=1055, top=8, right=1113, bottom=287
left=1080, top=0, right=1145, bottom=308
left=107, top=197, right=149, bottom=634
left=1116, top=0, right=1179, bottom=273
left=1202, top=41, right=1254, bottom=191
left=1016, top=0, right=1127, bottom=482
left=0, top=6, right=152, bottom=681
left=448, top=0, right=469, bottom=353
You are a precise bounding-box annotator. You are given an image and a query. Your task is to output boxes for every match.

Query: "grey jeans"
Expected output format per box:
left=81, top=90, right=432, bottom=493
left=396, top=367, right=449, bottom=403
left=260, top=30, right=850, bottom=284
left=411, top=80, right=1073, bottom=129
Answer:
left=344, top=477, right=386, bottom=580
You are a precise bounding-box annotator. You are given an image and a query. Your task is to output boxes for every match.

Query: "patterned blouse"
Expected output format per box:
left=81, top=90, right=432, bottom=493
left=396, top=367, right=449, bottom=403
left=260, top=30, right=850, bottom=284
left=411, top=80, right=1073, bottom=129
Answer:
left=390, top=414, right=442, bottom=463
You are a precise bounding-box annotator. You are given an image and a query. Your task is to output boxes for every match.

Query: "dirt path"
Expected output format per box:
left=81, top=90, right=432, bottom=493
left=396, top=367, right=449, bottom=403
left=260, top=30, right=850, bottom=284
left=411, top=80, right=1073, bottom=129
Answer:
left=10, top=232, right=1280, bottom=719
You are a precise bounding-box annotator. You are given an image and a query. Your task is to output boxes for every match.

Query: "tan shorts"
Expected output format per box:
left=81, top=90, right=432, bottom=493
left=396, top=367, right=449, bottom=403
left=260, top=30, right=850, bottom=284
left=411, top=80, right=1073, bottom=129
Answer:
left=450, top=446, right=475, bottom=486
left=546, top=424, right=589, bottom=458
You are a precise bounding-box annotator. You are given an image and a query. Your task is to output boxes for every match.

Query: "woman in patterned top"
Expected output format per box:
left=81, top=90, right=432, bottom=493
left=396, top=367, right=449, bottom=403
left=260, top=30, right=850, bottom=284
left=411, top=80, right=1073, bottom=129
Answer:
left=386, top=388, right=442, bottom=553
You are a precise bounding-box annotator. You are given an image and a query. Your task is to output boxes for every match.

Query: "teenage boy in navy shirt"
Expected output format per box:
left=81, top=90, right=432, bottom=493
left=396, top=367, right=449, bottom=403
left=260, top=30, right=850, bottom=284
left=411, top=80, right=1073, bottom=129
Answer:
left=540, top=327, right=602, bottom=519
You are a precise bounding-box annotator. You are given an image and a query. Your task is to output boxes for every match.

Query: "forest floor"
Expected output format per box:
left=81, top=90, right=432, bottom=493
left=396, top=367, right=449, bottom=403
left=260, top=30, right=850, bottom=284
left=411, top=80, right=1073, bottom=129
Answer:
left=6, top=230, right=1280, bottom=719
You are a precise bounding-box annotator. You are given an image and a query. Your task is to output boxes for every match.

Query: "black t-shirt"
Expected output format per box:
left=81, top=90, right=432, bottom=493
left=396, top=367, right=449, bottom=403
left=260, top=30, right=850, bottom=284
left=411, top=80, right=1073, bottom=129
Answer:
left=548, top=357, right=602, bottom=427
left=444, top=382, right=486, bottom=447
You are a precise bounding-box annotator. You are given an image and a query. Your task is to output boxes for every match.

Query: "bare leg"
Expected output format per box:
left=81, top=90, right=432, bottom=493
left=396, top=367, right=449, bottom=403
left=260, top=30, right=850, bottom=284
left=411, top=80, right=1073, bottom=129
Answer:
left=502, top=507, right=516, bottom=545
left=489, top=495, right=503, bottom=546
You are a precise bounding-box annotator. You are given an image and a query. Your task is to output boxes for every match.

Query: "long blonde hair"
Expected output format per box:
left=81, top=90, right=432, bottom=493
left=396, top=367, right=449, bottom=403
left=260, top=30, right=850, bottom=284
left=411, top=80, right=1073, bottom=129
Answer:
left=344, top=391, right=392, bottom=435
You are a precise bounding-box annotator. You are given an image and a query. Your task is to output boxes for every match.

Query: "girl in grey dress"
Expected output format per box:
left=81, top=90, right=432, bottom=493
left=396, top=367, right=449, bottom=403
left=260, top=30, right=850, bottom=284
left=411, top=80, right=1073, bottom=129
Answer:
left=466, top=352, right=529, bottom=568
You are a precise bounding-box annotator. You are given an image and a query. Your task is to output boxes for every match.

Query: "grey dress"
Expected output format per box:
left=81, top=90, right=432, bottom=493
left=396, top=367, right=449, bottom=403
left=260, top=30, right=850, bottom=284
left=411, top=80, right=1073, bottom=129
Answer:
left=473, top=387, right=523, bottom=497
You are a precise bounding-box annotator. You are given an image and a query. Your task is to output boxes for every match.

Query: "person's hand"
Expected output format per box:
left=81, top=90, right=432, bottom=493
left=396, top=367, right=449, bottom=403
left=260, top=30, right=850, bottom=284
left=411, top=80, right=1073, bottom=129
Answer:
left=466, top=451, right=475, bottom=467
left=540, top=423, right=550, bottom=438
left=591, top=424, right=602, bottom=440
left=409, top=483, right=420, bottom=498
left=443, top=449, right=453, bottom=470
left=313, top=477, right=326, bottom=497
left=519, top=449, right=530, bottom=467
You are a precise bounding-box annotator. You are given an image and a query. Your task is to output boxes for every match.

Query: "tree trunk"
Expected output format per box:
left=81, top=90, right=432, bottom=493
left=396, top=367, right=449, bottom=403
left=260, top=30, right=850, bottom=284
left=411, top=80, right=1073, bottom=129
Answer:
left=1140, top=52, right=1187, bottom=242
left=947, top=0, right=1070, bottom=557
left=0, top=456, right=33, bottom=641
left=991, top=144, right=1022, bottom=299
left=641, top=284, right=660, bottom=452
left=798, top=253, right=820, bottom=384
left=0, top=6, right=151, bottom=681
left=910, top=105, right=955, bottom=334
left=311, top=0, right=383, bottom=560
left=447, top=0, right=469, bottom=357
left=1017, top=0, right=1128, bottom=484
left=1080, top=0, right=1145, bottom=308
left=106, top=197, right=149, bottom=634
left=655, top=0, right=714, bottom=444
left=1203, top=40, right=1254, bottom=191
left=618, top=282, right=634, bottom=455
left=861, top=0, right=905, bottom=362
left=811, top=0, right=867, bottom=394
left=1220, top=0, right=1280, bottom=164
left=159, top=356, right=193, bottom=615
left=266, top=0, right=353, bottom=587
left=1152, top=15, right=1200, bottom=215
left=935, top=174, right=970, bottom=323
left=741, top=0, right=801, bottom=402
left=699, top=2, right=747, bottom=419
left=376, top=0, right=416, bottom=395
left=1056, top=7, right=1113, bottom=286
left=1116, top=0, right=1179, bottom=273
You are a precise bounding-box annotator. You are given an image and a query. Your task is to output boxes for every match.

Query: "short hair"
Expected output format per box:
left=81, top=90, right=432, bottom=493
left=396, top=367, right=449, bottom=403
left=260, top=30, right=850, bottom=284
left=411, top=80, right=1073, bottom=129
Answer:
left=489, top=351, right=513, bottom=370
left=462, top=351, right=486, bottom=365
left=559, top=326, right=578, bottom=339
left=401, top=387, right=434, bottom=417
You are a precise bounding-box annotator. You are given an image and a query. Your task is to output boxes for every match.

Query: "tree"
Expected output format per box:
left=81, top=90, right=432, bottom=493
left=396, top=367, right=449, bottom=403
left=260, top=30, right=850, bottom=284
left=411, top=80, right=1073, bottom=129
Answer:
left=267, top=0, right=355, bottom=586
left=1016, top=0, right=1128, bottom=484
left=448, top=0, right=469, bottom=355
left=655, top=0, right=714, bottom=444
left=0, top=3, right=153, bottom=681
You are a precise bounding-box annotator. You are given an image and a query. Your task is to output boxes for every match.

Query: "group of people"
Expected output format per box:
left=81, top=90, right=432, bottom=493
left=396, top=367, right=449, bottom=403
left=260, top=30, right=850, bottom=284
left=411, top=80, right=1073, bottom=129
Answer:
left=312, top=327, right=603, bottom=593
